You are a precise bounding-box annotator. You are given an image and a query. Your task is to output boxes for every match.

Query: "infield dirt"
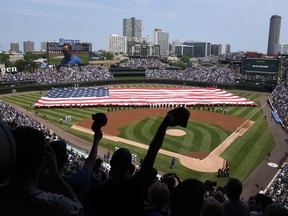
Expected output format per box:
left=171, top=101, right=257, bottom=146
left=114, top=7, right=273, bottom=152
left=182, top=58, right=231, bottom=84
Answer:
left=74, top=108, right=254, bottom=172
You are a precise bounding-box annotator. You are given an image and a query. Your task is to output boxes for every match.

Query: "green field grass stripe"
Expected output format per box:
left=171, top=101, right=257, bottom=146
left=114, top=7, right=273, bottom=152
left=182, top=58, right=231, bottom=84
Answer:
left=195, top=124, right=213, bottom=152
left=189, top=122, right=204, bottom=151
left=178, top=129, right=195, bottom=154
left=144, top=117, right=161, bottom=139
left=241, top=108, right=261, bottom=120
left=237, top=107, right=257, bottom=119
left=226, top=106, right=240, bottom=115
left=49, top=108, right=91, bottom=120
left=134, top=117, right=154, bottom=144
left=9, top=95, right=38, bottom=104
left=230, top=107, right=251, bottom=117
left=36, top=109, right=68, bottom=121
left=2, top=97, right=30, bottom=107
left=229, top=126, right=274, bottom=180
left=119, top=120, right=146, bottom=144
left=249, top=94, right=260, bottom=103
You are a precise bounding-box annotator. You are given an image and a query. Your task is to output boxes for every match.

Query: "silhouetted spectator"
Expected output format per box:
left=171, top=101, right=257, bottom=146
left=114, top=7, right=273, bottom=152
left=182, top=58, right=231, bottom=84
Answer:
left=264, top=203, right=288, bottom=216
left=0, top=126, right=83, bottom=215
left=84, top=107, right=190, bottom=216
left=170, top=178, right=205, bottom=216
left=222, top=178, right=249, bottom=216
left=38, top=115, right=104, bottom=204
left=143, top=181, right=170, bottom=216
left=202, top=199, right=224, bottom=216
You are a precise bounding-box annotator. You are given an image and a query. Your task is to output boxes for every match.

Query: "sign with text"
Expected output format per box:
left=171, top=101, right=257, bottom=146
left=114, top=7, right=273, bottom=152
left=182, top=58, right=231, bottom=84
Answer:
left=242, top=58, right=280, bottom=73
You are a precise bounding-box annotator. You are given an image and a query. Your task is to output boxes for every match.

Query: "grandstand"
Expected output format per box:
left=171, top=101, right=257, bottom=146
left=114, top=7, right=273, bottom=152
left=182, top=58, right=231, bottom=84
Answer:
left=0, top=53, right=287, bottom=210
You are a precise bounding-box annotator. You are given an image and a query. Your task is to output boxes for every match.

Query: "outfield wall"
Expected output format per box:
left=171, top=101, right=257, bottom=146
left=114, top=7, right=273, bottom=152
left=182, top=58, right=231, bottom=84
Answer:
left=0, top=78, right=274, bottom=95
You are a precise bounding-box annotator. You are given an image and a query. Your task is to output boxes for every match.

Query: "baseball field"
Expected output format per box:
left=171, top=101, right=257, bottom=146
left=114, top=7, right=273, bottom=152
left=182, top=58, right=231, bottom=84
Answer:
left=0, top=84, right=275, bottom=187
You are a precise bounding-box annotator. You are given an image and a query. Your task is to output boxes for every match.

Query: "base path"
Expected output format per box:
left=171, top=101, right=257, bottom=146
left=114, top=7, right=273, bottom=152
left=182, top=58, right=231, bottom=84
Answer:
left=74, top=108, right=254, bottom=172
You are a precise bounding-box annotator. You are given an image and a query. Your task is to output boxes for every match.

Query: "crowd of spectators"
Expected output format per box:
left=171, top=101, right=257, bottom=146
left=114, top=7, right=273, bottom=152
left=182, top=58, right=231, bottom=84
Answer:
left=146, top=65, right=236, bottom=84
left=119, top=57, right=171, bottom=69
left=0, top=55, right=281, bottom=87
left=269, top=81, right=288, bottom=130
left=264, top=163, right=288, bottom=209
left=0, top=100, right=288, bottom=214
left=0, top=52, right=288, bottom=215
left=0, top=64, right=114, bottom=84
left=0, top=100, right=88, bottom=175
left=200, top=55, right=221, bottom=64
left=220, top=51, right=245, bottom=62
left=236, top=73, right=278, bottom=81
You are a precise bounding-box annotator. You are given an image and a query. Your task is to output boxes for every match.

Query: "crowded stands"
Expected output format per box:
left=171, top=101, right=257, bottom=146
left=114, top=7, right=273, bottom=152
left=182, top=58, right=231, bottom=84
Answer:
left=269, top=81, right=288, bottom=131
left=0, top=53, right=288, bottom=214
left=0, top=64, right=114, bottom=84
left=0, top=101, right=288, bottom=215
left=0, top=54, right=280, bottom=88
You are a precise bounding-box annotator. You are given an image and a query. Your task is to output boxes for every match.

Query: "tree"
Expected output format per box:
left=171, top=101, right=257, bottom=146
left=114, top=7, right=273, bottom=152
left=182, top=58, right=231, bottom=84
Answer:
left=180, top=55, right=190, bottom=64
left=101, top=52, right=114, bottom=60
left=175, top=60, right=186, bottom=69
left=0, top=53, right=10, bottom=64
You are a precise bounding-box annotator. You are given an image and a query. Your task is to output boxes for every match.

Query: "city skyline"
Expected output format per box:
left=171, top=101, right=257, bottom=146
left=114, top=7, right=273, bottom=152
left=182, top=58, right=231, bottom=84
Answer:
left=1, top=0, right=288, bottom=53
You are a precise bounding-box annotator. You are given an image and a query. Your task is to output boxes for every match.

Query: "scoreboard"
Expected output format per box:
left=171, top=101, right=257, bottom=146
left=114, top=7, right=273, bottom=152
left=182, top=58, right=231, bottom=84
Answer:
left=242, top=58, right=280, bottom=73
left=47, top=42, right=90, bottom=65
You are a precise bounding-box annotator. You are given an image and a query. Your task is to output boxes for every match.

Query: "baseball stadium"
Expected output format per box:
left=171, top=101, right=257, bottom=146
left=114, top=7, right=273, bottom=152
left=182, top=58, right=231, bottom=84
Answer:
left=0, top=53, right=287, bottom=210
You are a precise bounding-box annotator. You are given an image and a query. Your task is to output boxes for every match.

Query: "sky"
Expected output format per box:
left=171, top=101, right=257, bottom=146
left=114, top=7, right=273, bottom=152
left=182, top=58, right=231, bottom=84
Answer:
left=1, top=0, right=288, bottom=53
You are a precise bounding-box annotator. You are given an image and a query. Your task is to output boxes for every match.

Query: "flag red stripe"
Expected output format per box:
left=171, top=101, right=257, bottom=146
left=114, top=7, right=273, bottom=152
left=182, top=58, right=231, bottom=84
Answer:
left=34, top=87, right=256, bottom=107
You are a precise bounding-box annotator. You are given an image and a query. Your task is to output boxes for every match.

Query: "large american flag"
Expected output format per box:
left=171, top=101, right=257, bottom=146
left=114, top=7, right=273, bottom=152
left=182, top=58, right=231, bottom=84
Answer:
left=34, top=87, right=256, bottom=108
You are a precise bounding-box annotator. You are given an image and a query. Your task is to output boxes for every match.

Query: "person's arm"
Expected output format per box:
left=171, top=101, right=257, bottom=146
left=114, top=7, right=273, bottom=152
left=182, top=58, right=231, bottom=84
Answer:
left=84, top=113, right=106, bottom=171
left=143, top=115, right=171, bottom=169
left=141, top=107, right=190, bottom=170
left=45, top=145, right=79, bottom=201
left=84, top=129, right=103, bottom=171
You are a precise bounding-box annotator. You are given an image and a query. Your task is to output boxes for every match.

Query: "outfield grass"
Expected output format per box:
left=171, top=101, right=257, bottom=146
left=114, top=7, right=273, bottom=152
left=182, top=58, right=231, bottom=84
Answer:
left=0, top=85, right=275, bottom=186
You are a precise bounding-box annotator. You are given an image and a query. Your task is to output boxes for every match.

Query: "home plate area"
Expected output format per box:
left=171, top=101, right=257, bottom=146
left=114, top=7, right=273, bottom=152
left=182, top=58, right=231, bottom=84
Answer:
left=73, top=108, right=254, bottom=173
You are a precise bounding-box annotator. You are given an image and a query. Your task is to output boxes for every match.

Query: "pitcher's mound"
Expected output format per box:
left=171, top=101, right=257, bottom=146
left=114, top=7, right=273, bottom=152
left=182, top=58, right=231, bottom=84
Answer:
left=166, top=129, right=186, bottom=136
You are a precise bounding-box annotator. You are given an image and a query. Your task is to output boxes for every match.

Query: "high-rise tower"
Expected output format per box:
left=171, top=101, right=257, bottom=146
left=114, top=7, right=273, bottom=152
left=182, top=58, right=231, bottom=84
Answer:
left=10, top=42, right=20, bottom=53
left=154, top=29, right=169, bottom=56
left=123, top=17, right=142, bottom=39
left=267, top=15, right=281, bottom=55
left=23, top=40, right=34, bottom=53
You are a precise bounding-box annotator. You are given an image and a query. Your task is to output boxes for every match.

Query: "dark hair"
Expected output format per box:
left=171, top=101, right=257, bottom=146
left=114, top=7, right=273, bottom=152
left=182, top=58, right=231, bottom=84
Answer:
left=170, top=178, right=205, bottom=216
left=49, top=140, right=68, bottom=169
left=265, top=203, right=288, bottom=216
left=225, top=178, right=242, bottom=200
left=110, top=148, right=132, bottom=176
left=62, top=43, right=72, bottom=50
left=0, top=121, right=16, bottom=182
left=95, top=158, right=103, bottom=167
left=12, top=126, right=46, bottom=174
